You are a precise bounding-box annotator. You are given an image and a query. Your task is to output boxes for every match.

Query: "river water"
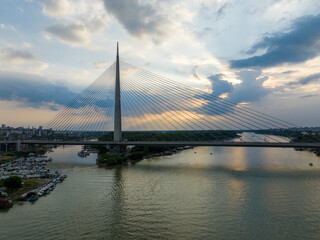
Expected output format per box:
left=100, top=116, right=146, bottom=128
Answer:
left=1, top=137, right=320, bottom=239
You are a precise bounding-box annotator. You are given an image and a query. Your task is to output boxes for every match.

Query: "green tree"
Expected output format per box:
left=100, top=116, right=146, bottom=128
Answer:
left=4, top=176, right=22, bottom=189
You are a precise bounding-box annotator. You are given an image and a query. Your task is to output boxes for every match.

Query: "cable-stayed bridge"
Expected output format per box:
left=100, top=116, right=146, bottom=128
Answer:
left=3, top=43, right=320, bottom=150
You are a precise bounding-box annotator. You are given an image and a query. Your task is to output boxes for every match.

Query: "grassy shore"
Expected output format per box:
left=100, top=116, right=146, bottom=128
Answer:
left=96, top=146, right=177, bottom=167
left=0, top=155, right=16, bottom=163
left=0, top=178, right=50, bottom=201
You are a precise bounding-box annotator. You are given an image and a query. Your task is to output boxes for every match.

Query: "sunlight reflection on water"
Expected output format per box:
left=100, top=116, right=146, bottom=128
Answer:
left=1, top=142, right=320, bottom=239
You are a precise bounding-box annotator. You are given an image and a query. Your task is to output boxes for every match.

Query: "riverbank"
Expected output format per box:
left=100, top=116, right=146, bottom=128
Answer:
left=0, top=178, right=50, bottom=209
left=0, top=147, right=67, bottom=209
left=0, top=174, right=67, bottom=209
left=97, top=145, right=193, bottom=167
left=95, top=130, right=240, bottom=167
left=1, top=178, right=50, bottom=200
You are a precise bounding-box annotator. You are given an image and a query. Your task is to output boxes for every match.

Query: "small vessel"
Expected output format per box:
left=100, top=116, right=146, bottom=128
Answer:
left=1, top=191, right=8, bottom=197
left=309, top=163, right=313, bottom=167
left=27, top=194, right=38, bottom=202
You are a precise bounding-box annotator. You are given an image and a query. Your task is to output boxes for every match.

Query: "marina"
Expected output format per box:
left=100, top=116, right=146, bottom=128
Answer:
left=0, top=153, right=67, bottom=208
left=18, top=174, right=67, bottom=202
left=0, top=155, right=52, bottom=180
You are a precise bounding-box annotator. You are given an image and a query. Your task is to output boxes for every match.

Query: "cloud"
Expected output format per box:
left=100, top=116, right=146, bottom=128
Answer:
left=216, top=3, right=229, bottom=19
left=230, top=13, right=320, bottom=68
left=300, top=94, right=318, bottom=99
left=94, top=61, right=110, bottom=69
left=192, top=70, right=271, bottom=117
left=45, top=16, right=107, bottom=46
left=206, top=70, right=270, bottom=104
left=0, top=47, right=37, bottom=64
left=288, top=73, right=320, bottom=86
left=42, top=0, right=69, bottom=17
left=229, top=70, right=270, bottom=103
left=0, top=71, right=77, bottom=110
left=103, top=0, right=168, bottom=38
left=0, top=23, right=16, bottom=31
left=190, top=66, right=200, bottom=80
left=208, top=74, right=233, bottom=97
left=45, top=23, right=89, bottom=45
left=196, top=70, right=270, bottom=112
left=23, top=42, right=32, bottom=48
left=42, top=0, right=108, bottom=47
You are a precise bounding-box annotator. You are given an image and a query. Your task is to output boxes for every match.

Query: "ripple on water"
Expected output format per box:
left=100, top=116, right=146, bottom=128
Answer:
left=1, top=145, right=320, bottom=239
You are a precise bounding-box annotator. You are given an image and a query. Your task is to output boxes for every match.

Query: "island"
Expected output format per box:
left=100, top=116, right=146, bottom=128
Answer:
left=95, top=130, right=239, bottom=166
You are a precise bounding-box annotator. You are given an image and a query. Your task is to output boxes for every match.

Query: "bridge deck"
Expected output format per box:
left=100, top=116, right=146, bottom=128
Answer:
left=0, top=140, right=318, bottom=148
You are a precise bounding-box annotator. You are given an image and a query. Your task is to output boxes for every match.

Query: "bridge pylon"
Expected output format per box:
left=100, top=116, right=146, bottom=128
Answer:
left=113, top=42, right=122, bottom=152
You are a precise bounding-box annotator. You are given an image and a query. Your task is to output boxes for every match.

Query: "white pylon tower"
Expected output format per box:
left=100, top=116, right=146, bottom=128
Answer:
left=114, top=42, right=122, bottom=142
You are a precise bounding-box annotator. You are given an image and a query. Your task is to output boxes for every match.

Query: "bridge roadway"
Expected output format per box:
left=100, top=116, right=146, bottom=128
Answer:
left=1, top=140, right=318, bottom=148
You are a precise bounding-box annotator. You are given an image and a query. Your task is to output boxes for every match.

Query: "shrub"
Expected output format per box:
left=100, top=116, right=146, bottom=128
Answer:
left=129, top=152, right=146, bottom=160
left=97, top=154, right=127, bottom=166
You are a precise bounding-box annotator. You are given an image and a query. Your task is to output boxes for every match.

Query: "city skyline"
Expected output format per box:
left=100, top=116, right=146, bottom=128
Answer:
left=1, top=0, right=320, bottom=127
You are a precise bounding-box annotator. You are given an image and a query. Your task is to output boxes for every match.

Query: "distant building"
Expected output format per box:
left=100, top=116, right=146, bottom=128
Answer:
left=38, top=126, right=43, bottom=136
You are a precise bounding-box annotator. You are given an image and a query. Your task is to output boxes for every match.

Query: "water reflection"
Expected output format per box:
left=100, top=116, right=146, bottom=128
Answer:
left=1, top=144, right=320, bottom=239
left=228, top=147, right=249, bottom=171
left=235, top=132, right=290, bottom=143
left=106, top=167, right=127, bottom=239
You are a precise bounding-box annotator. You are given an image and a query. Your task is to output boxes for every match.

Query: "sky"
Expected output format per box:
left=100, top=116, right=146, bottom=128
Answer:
left=0, top=0, right=320, bottom=128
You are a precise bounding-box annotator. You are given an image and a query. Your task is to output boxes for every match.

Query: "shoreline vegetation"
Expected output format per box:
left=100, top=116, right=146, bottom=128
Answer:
left=0, top=177, right=51, bottom=209
left=96, top=130, right=239, bottom=167
left=97, top=146, right=181, bottom=167
left=96, top=130, right=320, bottom=167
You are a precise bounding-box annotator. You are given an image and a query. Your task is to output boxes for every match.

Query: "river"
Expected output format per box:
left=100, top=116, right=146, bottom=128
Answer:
left=1, top=136, right=320, bottom=239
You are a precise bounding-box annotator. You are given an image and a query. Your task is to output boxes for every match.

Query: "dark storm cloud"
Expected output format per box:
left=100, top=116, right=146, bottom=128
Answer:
left=281, top=70, right=296, bottom=75
left=193, top=70, right=270, bottom=116
left=296, top=73, right=320, bottom=85
left=230, top=14, right=320, bottom=68
left=299, top=94, right=318, bottom=99
left=228, top=70, right=270, bottom=103
left=288, top=73, right=320, bottom=86
left=208, top=70, right=269, bottom=103
left=0, top=71, right=77, bottom=110
left=208, top=74, right=233, bottom=97
left=103, top=0, right=167, bottom=38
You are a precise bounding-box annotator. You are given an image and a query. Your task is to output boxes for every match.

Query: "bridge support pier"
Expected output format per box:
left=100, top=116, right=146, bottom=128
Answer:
left=113, top=145, right=120, bottom=153
left=16, top=140, right=21, bottom=152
